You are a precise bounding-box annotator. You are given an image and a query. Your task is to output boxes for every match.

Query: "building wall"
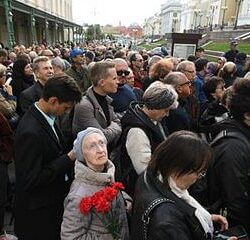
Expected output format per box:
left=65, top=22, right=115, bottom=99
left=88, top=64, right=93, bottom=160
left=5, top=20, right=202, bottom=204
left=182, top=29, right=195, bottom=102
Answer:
left=238, top=0, right=250, bottom=25
left=160, top=0, right=181, bottom=34
left=16, top=0, right=73, bottom=21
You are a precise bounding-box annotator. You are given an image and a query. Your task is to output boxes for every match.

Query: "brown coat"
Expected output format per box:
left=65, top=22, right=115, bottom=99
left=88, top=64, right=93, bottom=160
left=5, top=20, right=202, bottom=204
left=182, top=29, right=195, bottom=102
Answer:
left=0, top=112, right=13, bottom=162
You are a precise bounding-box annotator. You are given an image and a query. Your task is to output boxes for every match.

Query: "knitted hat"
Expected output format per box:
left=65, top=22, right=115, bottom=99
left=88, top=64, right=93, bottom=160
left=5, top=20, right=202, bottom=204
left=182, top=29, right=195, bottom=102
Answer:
left=73, top=127, right=107, bottom=162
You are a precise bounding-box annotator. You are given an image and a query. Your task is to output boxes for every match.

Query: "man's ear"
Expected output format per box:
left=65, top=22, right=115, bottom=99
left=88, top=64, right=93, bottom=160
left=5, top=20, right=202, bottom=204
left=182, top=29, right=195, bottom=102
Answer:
left=175, top=86, right=181, bottom=94
left=47, top=97, right=58, bottom=105
left=98, top=79, right=105, bottom=87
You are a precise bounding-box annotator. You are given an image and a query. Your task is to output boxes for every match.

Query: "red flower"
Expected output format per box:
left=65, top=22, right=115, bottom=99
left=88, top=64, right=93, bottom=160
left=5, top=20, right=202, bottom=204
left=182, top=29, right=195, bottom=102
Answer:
left=95, top=198, right=111, bottom=213
left=111, top=182, right=125, bottom=190
left=104, top=187, right=118, bottom=201
left=79, top=197, right=92, bottom=215
left=79, top=182, right=124, bottom=238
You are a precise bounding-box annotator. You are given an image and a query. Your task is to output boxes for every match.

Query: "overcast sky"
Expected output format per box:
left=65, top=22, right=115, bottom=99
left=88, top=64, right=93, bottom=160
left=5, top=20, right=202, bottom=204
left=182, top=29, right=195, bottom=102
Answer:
left=72, top=0, right=166, bottom=26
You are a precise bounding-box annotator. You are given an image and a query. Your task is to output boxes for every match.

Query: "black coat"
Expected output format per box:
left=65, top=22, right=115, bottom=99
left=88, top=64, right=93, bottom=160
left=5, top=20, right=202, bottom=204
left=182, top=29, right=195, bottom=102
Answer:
left=207, top=118, right=250, bottom=234
left=19, top=81, right=43, bottom=115
left=14, top=105, right=73, bottom=240
left=131, top=170, right=210, bottom=240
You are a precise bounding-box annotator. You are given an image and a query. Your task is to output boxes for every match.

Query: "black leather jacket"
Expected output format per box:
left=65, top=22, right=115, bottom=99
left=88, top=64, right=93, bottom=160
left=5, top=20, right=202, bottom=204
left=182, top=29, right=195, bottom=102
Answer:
left=131, top=170, right=211, bottom=240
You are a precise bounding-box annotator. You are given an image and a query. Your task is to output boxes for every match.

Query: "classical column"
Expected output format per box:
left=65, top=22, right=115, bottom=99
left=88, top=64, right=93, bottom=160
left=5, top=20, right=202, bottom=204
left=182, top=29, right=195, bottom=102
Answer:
left=61, top=23, right=64, bottom=44
left=44, top=19, right=49, bottom=45
left=30, top=10, right=37, bottom=45
left=55, top=22, right=58, bottom=44
left=4, top=0, right=15, bottom=48
left=68, top=27, right=70, bottom=43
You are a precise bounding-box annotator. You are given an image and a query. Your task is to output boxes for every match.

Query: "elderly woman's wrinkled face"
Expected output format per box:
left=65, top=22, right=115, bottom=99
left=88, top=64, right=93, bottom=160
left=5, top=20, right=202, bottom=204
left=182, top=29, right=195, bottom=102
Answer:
left=82, top=133, right=108, bottom=172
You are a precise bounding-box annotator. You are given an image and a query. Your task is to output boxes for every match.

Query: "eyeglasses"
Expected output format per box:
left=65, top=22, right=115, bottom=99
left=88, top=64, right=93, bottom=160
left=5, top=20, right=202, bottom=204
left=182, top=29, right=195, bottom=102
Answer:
left=0, top=73, right=6, bottom=78
left=116, top=70, right=130, bottom=76
left=197, top=171, right=206, bottom=178
left=179, top=80, right=192, bottom=86
left=136, top=59, right=143, bottom=62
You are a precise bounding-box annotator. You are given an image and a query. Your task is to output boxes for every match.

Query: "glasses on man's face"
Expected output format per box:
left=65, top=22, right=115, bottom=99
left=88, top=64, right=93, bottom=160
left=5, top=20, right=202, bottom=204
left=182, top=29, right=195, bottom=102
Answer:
left=179, top=80, right=192, bottom=87
left=136, top=59, right=143, bottom=62
left=116, top=70, right=130, bottom=76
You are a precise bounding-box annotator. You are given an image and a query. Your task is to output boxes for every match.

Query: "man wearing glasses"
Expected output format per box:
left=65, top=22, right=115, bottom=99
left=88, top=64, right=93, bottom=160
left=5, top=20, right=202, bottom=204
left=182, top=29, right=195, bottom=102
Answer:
left=130, top=52, right=145, bottom=89
left=162, top=72, right=192, bottom=133
left=109, top=58, right=137, bottom=118
left=177, top=61, right=200, bottom=131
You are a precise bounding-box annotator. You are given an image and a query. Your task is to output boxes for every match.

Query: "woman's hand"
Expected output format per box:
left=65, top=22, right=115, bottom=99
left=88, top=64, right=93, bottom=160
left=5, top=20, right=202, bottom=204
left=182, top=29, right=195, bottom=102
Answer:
left=211, top=214, right=228, bottom=231
left=3, top=84, right=13, bottom=96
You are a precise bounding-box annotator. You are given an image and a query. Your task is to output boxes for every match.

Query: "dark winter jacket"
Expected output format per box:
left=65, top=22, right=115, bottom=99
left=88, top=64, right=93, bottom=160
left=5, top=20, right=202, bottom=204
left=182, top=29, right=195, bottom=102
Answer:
left=120, top=102, right=168, bottom=196
left=163, top=98, right=191, bottom=134
left=207, top=118, right=250, bottom=234
left=131, top=170, right=210, bottom=240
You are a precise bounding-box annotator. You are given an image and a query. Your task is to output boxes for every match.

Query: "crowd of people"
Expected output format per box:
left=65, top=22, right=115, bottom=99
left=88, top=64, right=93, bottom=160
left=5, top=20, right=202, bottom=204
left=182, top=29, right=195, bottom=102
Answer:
left=0, top=39, right=250, bottom=240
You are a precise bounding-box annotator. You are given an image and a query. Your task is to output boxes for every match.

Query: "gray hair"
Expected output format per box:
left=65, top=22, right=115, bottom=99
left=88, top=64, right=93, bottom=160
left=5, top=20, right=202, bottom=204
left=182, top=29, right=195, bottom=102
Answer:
left=148, top=55, right=163, bottom=69
left=51, top=56, right=66, bottom=71
left=176, top=60, right=195, bottom=72
left=143, top=81, right=178, bottom=110
left=162, top=72, right=188, bottom=88
left=32, top=56, right=49, bottom=72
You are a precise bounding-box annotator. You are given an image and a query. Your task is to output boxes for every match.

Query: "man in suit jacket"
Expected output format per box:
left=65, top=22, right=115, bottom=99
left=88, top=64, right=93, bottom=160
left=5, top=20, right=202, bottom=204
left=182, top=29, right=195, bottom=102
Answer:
left=14, top=75, right=82, bottom=240
left=19, top=56, right=54, bottom=115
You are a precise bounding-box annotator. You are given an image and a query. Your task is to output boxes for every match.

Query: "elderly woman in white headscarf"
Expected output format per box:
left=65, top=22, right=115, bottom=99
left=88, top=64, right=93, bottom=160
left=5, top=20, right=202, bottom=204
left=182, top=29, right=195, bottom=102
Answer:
left=61, top=127, right=129, bottom=240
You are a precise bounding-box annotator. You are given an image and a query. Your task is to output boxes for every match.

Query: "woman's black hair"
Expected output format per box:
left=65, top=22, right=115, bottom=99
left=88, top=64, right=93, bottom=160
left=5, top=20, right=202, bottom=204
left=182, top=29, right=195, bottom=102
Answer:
left=148, top=130, right=213, bottom=186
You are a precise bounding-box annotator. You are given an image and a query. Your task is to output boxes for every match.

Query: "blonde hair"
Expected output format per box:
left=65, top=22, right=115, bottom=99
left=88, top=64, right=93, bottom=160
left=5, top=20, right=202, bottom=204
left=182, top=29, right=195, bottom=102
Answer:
left=0, top=63, right=6, bottom=76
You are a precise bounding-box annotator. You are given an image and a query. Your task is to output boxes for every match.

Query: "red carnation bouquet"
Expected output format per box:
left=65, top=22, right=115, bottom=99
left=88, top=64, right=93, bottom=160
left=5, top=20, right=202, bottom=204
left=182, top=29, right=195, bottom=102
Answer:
left=79, top=182, right=125, bottom=239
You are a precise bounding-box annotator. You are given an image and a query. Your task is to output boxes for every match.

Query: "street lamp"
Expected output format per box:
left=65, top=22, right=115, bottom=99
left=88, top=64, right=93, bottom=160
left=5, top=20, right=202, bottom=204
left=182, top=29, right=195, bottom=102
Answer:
left=209, top=6, right=215, bottom=31
left=234, top=0, right=244, bottom=30
left=172, top=18, right=178, bottom=33
left=193, top=9, right=201, bottom=30
left=221, top=5, right=228, bottom=30
left=198, top=12, right=203, bottom=28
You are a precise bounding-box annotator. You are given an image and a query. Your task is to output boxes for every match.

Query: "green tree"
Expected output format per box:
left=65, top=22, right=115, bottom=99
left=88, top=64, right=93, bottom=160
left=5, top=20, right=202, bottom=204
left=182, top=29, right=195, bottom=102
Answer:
left=86, top=24, right=103, bottom=41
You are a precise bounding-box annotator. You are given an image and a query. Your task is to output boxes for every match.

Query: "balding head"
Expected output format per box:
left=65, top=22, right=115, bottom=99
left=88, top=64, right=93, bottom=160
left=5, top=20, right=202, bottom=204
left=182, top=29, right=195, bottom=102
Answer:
left=162, top=72, right=188, bottom=88
left=163, top=72, right=191, bottom=97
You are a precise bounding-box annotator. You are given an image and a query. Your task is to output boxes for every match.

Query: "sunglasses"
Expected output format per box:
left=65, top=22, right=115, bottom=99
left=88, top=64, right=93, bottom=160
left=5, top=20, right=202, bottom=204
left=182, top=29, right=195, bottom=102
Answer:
left=116, top=70, right=130, bottom=76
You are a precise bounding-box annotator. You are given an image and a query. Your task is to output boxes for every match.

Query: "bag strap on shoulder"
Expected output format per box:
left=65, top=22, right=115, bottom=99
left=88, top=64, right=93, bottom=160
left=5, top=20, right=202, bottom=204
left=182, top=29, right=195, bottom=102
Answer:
left=142, top=197, right=174, bottom=240
left=210, top=130, right=250, bottom=147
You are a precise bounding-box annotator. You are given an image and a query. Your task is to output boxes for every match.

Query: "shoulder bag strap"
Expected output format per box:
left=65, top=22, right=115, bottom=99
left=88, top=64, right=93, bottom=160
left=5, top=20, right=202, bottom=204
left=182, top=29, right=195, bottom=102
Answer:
left=142, top=197, right=174, bottom=240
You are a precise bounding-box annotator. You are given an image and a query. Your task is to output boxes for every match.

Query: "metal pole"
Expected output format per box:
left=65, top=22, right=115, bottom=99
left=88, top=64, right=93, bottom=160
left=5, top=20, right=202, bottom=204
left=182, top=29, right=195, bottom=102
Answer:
left=234, top=0, right=243, bottom=30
